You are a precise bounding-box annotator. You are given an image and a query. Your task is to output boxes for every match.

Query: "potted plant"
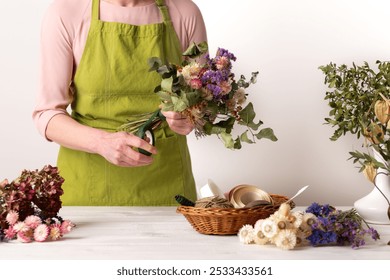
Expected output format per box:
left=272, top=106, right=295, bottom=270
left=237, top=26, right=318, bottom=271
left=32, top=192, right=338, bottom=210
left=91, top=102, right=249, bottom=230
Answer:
left=319, top=60, right=390, bottom=224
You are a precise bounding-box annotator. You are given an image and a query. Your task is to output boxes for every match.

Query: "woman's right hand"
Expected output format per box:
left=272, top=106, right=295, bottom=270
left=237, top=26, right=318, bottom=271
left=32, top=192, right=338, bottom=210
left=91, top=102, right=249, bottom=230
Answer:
left=46, top=114, right=157, bottom=167
left=96, top=131, right=157, bottom=167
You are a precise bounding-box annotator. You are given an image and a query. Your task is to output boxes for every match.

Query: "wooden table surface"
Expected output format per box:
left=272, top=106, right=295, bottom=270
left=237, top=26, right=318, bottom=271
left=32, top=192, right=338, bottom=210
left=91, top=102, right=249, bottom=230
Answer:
left=1, top=206, right=389, bottom=260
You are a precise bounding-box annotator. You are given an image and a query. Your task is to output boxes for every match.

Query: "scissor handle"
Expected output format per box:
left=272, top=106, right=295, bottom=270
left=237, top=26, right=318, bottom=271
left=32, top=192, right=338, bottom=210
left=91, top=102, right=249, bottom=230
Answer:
left=136, top=110, right=165, bottom=156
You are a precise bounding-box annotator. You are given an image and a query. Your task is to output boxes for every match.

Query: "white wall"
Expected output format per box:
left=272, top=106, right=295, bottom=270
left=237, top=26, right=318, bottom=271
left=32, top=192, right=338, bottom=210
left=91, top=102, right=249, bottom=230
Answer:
left=1, top=0, right=389, bottom=206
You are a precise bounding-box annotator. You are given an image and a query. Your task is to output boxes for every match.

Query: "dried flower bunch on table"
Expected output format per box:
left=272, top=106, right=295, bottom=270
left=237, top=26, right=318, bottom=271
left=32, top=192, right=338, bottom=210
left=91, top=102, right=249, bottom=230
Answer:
left=238, top=202, right=380, bottom=250
left=0, top=165, right=74, bottom=243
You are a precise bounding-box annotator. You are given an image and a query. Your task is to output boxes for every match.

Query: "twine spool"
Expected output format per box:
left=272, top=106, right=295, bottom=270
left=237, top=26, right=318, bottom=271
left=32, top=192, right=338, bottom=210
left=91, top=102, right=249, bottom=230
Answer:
left=195, top=196, right=234, bottom=209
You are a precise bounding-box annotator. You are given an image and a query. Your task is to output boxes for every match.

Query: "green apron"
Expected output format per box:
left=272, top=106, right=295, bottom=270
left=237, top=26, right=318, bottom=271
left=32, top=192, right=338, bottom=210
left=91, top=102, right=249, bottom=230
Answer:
left=57, top=0, right=196, bottom=206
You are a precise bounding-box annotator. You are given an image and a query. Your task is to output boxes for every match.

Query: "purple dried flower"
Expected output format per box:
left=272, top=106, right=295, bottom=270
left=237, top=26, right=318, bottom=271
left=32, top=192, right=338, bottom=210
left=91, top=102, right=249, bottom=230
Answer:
left=305, top=202, right=380, bottom=249
left=216, top=48, right=237, bottom=61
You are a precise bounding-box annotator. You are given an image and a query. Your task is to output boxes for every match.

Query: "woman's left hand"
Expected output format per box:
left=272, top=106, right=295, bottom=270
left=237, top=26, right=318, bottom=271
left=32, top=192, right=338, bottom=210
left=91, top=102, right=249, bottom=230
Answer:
left=161, top=111, right=194, bottom=135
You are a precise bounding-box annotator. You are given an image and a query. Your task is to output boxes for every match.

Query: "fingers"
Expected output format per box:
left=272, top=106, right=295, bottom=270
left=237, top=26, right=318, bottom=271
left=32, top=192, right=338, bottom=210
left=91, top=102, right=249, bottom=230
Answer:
left=161, top=111, right=194, bottom=135
left=161, top=111, right=183, bottom=120
left=98, top=131, right=157, bottom=167
left=124, top=133, right=157, bottom=155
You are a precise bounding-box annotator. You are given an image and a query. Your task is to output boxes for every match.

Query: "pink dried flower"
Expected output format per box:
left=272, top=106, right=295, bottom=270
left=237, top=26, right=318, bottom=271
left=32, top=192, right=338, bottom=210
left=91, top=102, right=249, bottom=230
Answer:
left=60, top=220, right=75, bottom=234
left=4, top=226, right=17, bottom=239
left=189, top=78, right=202, bottom=89
left=13, top=221, right=29, bottom=233
left=49, top=224, right=62, bottom=240
left=0, top=179, right=8, bottom=187
left=220, top=80, right=232, bottom=94
left=215, top=56, right=230, bottom=70
left=24, top=215, right=42, bottom=229
left=6, top=210, right=19, bottom=226
left=16, top=228, right=33, bottom=243
left=34, top=224, right=49, bottom=242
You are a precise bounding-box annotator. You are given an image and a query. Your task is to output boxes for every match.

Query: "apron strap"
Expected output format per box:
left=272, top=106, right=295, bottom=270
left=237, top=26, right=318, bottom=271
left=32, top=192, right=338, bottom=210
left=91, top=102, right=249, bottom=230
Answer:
left=91, top=0, right=100, bottom=22
left=91, top=0, right=171, bottom=24
left=155, top=0, right=172, bottom=23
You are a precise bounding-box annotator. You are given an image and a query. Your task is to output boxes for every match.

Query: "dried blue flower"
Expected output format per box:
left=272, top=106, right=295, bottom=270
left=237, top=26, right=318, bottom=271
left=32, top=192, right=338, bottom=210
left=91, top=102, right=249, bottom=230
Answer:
left=306, top=202, right=380, bottom=249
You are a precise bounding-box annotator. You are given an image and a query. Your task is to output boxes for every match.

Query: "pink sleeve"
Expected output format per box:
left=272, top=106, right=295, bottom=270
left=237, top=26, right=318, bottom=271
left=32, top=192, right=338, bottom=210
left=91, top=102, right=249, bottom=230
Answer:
left=182, top=1, right=208, bottom=50
left=169, top=0, right=208, bottom=51
left=32, top=1, right=75, bottom=140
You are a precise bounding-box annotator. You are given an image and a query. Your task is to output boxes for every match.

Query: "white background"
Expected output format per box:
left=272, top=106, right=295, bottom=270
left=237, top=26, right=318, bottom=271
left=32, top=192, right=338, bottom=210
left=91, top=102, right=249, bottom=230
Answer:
left=1, top=0, right=389, bottom=206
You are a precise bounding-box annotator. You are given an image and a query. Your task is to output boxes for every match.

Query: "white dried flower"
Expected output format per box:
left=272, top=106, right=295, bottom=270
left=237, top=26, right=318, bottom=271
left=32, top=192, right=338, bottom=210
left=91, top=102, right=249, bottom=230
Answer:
left=274, top=229, right=297, bottom=250
left=301, top=212, right=317, bottom=231
left=180, top=63, right=202, bottom=81
left=277, top=203, right=291, bottom=217
left=253, top=228, right=269, bottom=245
left=254, top=219, right=264, bottom=232
left=238, top=224, right=255, bottom=244
left=261, top=219, right=278, bottom=238
left=273, top=215, right=293, bottom=231
left=289, top=211, right=304, bottom=228
left=295, top=228, right=310, bottom=247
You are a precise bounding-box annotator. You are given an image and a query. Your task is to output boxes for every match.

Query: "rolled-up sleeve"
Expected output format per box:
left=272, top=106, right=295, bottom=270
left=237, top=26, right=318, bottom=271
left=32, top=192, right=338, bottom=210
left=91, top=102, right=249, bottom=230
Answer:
left=32, top=2, right=74, bottom=139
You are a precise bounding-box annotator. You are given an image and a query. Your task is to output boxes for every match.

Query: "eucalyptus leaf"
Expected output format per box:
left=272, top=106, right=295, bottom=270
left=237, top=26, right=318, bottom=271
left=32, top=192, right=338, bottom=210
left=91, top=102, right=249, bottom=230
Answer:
left=250, top=71, right=259, bottom=84
left=256, top=128, right=278, bottom=141
left=240, top=131, right=254, bottom=144
left=220, top=131, right=234, bottom=149
left=148, top=57, right=162, bottom=72
left=182, top=90, right=202, bottom=107
left=171, top=95, right=188, bottom=112
left=238, top=102, right=256, bottom=125
left=213, top=117, right=235, bottom=134
left=161, top=76, right=173, bottom=92
left=234, top=137, right=242, bottom=149
left=238, top=102, right=263, bottom=130
left=155, top=90, right=172, bottom=103
left=182, top=41, right=208, bottom=59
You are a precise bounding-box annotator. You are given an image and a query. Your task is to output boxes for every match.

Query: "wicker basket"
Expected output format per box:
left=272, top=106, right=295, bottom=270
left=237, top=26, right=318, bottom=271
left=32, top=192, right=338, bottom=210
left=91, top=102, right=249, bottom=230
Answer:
left=176, top=194, right=293, bottom=235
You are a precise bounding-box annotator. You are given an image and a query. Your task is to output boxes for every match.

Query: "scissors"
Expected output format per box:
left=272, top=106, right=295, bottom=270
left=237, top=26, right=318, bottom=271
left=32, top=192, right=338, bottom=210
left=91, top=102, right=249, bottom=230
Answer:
left=136, top=109, right=166, bottom=156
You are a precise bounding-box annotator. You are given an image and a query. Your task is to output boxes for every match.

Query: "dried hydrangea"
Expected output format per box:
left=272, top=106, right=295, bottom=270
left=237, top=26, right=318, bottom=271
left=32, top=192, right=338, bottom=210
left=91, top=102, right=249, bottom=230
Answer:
left=1, top=165, right=74, bottom=243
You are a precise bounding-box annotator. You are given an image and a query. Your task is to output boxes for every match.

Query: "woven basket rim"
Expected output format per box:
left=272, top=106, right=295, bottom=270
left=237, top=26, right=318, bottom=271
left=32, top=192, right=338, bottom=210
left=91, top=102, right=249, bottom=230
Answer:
left=176, top=194, right=294, bottom=235
left=176, top=194, right=292, bottom=215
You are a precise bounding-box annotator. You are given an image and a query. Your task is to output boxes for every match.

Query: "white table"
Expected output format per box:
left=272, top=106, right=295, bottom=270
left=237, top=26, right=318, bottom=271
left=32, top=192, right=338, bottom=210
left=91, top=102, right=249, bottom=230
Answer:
left=1, top=206, right=390, bottom=260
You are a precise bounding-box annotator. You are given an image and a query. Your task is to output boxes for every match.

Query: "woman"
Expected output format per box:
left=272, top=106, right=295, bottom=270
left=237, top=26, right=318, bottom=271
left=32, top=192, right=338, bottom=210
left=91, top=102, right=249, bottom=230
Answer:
left=33, top=0, right=207, bottom=205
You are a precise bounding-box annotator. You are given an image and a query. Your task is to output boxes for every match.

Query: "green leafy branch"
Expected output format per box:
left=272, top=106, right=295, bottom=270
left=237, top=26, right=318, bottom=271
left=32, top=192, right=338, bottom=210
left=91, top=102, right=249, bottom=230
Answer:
left=320, top=60, right=390, bottom=175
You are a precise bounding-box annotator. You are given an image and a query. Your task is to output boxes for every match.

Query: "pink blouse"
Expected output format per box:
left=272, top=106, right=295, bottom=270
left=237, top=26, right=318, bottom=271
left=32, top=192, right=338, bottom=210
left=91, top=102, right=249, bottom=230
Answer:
left=33, top=0, right=207, bottom=139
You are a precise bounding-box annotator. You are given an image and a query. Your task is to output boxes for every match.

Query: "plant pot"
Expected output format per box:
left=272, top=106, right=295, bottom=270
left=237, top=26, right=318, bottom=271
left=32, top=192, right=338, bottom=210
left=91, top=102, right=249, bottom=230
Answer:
left=354, top=149, right=390, bottom=224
